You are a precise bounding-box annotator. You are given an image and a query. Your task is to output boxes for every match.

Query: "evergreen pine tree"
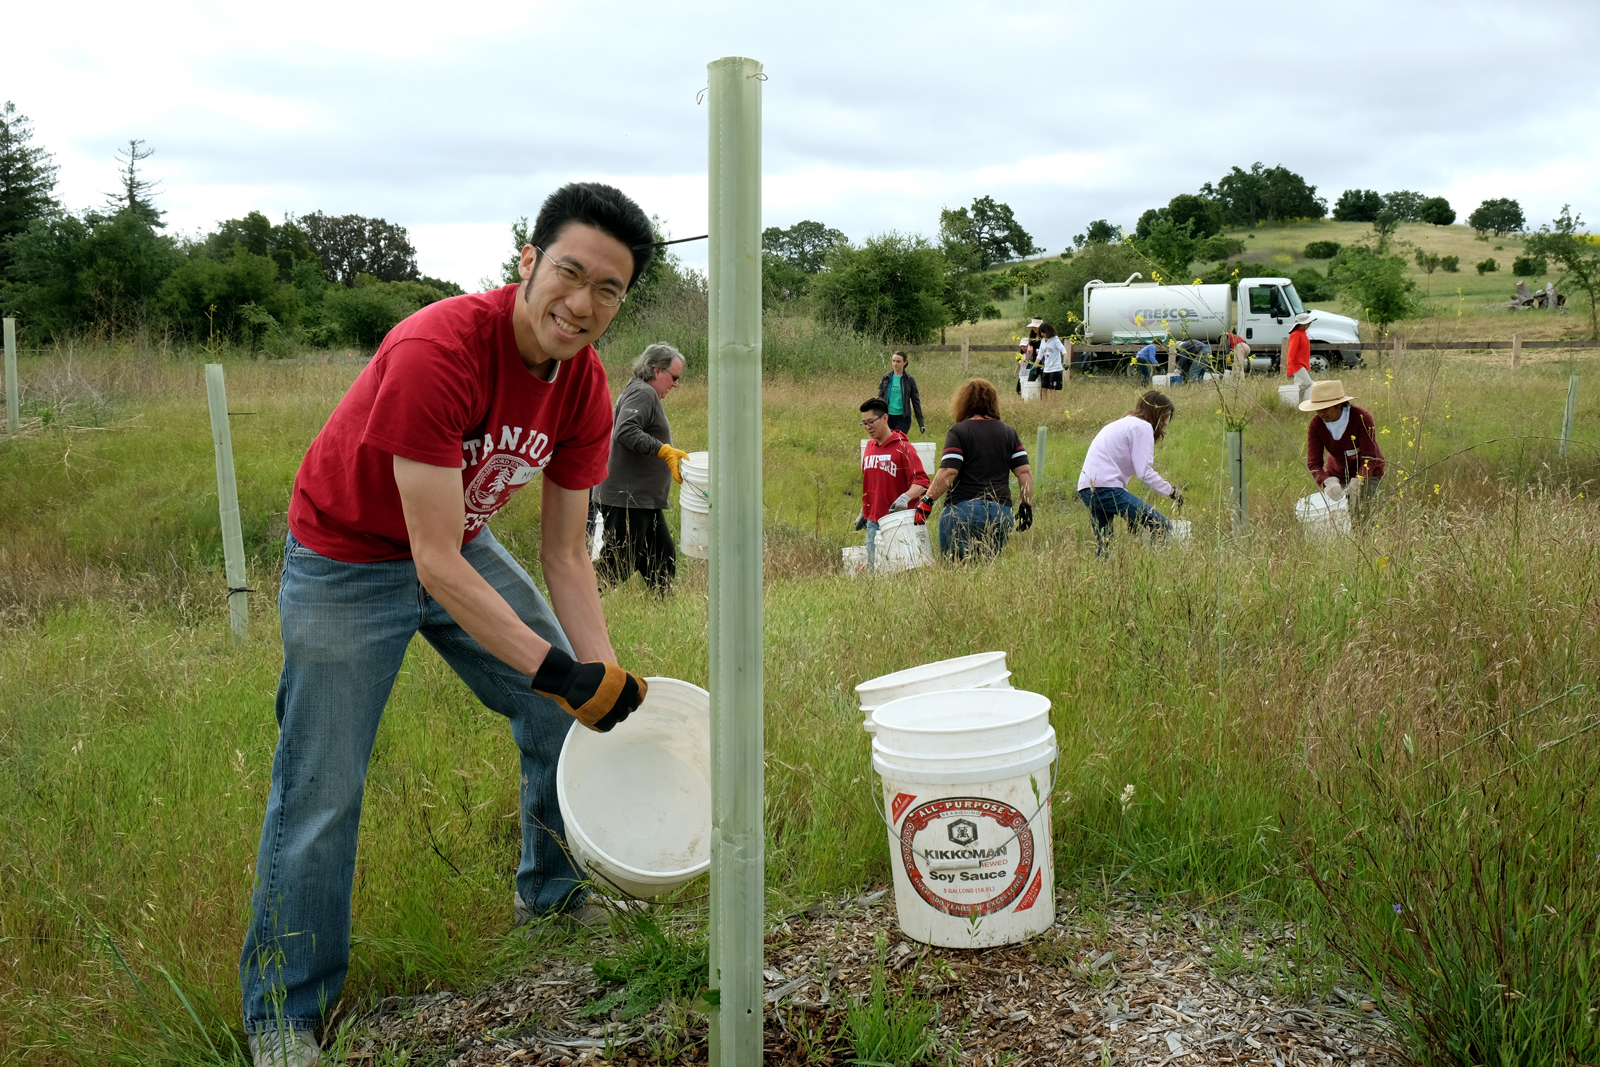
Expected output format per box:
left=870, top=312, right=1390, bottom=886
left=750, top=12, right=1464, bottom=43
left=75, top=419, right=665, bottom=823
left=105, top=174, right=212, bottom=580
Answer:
left=0, top=101, right=60, bottom=279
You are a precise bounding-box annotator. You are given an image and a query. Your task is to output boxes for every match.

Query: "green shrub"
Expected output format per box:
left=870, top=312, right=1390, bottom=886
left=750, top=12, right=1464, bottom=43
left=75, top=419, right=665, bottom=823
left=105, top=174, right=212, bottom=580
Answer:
left=1196, top=235, right=1246, bottom=261
left=1512, top=255, right=1547, bottom=277
left=1290, top=268, right=1333, bottom=302
left=1476, top=258, right=1498, bottom=275
left=318, top=279, right=423, bottom=347
left=1418, top=196, right=1456, bottom=226
left=1441, top=255, right=1460, bottom=273
left=1304, top=240, right=1341, bottom=260
left=811, top=232, right=949, bottom=343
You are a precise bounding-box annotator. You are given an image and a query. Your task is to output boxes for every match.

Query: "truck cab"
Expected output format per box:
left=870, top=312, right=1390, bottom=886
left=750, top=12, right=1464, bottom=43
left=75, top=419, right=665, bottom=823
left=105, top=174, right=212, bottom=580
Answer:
left=1237, top=276, right=1363, bottom=370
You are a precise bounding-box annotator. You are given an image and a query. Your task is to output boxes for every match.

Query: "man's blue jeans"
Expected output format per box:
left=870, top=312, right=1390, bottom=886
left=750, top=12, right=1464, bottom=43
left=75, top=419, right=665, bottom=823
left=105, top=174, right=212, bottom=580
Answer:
left=938, top=498, right=1013, bottom=560
left=865, top=519, right=880, bottom=571
left=240, top=528, right=582, bottom=1035
left=1078, top=486, right=1172, bottom=555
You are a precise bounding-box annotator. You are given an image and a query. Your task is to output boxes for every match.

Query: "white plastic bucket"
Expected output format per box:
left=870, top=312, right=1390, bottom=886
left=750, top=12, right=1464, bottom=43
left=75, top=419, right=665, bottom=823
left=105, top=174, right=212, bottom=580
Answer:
left=1278, top=384, right=1301, bottom=408
left=842, top=544, right=869, bottom=579
left=870, top=688, right=1057, bottom=948
left=1295, top=489, right=1351, bottom=540
left=679, top=451, right=710, bottom=560
left=857, top=652, right=1011, bottom=733
left=873, top=509, right=933, bottom=575
left=556, top=677, right=710, bottom=900
left=1169, top=518, right=1192, bottom=546
left=1151, top=374, right=1170, bottom=387
left=1020, top=379, right=1041, bottom=401
left=860, top=439, right=938, bottom=478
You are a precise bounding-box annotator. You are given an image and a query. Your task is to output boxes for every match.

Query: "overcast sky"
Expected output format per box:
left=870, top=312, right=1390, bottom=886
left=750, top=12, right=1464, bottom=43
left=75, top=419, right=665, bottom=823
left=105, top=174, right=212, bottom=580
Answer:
left=10, top=0, right=1599, bottom=287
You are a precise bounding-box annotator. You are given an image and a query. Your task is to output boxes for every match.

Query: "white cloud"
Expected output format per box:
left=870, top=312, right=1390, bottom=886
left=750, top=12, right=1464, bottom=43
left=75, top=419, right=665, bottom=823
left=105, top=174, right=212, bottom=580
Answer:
left=9, top=0, right=1599, bottom=285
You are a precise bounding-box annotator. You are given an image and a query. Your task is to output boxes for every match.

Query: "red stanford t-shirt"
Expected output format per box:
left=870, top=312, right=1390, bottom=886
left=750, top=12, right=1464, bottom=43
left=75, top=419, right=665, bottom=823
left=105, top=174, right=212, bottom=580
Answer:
left=288, top=284, right=613, bottom=562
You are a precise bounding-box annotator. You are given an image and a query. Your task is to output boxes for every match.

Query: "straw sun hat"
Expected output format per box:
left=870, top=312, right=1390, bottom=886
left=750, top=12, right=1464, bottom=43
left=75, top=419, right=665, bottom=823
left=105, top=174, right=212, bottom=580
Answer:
left=1299, top=379, right=1357, bottom=412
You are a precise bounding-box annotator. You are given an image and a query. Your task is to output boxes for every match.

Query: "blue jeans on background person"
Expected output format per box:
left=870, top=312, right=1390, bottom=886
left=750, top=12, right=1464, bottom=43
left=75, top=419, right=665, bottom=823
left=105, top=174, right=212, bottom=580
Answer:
left=1078, top=486, right=1172, bottom=556
left=240, top=528, right=582, bottom=1036
left=865, top=519, right=880, bottom=571
left=938, top=498, right=1013, bottom=560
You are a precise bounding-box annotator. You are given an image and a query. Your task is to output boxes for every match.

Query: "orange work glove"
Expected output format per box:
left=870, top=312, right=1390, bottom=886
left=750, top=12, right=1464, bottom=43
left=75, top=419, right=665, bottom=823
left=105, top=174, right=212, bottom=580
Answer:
left=657, top=444, right=689, bottom=483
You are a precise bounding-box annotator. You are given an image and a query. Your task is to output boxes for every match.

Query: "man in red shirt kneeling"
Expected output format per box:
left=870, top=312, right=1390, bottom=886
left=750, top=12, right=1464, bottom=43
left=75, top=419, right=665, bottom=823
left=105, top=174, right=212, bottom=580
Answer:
left=241, top=183, right=655, bottom=1067
left=857, top=397, right=930, bottom=572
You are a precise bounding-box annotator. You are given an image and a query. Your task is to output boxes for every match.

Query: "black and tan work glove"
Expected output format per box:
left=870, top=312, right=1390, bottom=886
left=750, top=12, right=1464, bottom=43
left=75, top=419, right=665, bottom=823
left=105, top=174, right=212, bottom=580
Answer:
left=531, top=647, right=648, bottom=733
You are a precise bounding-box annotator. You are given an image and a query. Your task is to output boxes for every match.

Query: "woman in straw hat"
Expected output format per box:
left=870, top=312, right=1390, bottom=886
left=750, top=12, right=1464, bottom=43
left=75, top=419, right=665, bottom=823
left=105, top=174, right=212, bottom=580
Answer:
left=1302, top=379, right=1385, bottom=524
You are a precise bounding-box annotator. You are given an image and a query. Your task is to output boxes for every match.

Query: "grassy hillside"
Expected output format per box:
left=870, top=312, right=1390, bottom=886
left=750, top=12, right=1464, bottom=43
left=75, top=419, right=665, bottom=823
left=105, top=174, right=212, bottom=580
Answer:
left=954, top=220, right=1586, bottom=347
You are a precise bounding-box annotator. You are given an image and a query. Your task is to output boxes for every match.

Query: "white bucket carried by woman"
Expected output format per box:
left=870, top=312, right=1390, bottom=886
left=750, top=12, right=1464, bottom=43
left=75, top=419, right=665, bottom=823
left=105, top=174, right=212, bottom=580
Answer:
left=841, top=544, right=869, bottom=579
left=1295, top=487, right=1351, bottom=540
left=1278, top=384, right=1301, bottom=407
left=871, top=688, right=1057, bottom=948
left=1020, top=378, right=1041, bottom=402
left=678, top=451, right=711, bottom=560
left=856, top=652, right=1011, bottom=733
left=873, top=509, right=933, bottom=575
left=556, top=677, right=710, bottom=899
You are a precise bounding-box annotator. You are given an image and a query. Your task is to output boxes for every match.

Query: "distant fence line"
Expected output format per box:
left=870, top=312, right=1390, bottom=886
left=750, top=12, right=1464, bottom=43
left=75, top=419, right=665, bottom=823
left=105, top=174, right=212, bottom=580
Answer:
left=902, top=339, right=1600, bottom=353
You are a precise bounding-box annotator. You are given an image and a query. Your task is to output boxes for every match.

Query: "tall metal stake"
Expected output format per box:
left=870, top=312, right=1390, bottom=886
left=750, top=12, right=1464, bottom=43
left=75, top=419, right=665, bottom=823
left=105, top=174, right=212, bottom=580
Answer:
left=4, top=318, right=17, bottom=433
left=707, top=55, right=764, bottom=1067
left=1560, top=375, right=1578, bottom=457
left=1226, top=429, right=1247, bottom=530
left=205, top=365, right=249, bottom=644
left=1035, top=426, right=1048, bottom=485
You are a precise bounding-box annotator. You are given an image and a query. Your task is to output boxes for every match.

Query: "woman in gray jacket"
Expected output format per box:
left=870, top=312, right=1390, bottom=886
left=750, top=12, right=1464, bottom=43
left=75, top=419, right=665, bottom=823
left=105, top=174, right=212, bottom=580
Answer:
left=593, top=343, right=688, bottom=593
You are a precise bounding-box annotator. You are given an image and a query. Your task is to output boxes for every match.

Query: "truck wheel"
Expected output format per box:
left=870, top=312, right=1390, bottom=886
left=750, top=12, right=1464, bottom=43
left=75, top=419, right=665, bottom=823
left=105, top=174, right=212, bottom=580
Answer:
left=1309, top=354, right=1329, bottom=372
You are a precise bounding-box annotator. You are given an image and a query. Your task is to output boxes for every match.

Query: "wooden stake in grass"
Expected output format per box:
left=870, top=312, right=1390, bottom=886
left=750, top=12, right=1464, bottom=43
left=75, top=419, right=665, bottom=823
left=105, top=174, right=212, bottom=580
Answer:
left=1561, top=375, right=1578, bottom=457
left=3, top=317, right=16, bottom=434
left=706, top=53, right=765, bottom=1067
left=204, top=365, right=248, bottom=644
left=961, top=335, right=969, bottom=375
left=1511, top=333, right=1522, bottom=372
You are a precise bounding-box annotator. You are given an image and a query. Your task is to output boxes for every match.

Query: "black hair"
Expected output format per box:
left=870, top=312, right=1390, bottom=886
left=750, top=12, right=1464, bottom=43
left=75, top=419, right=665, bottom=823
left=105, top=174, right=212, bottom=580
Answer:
left=860, top=397, right=889, bottom=415
left=530, top=182, right=655, bottom=289
left=1039, top=322, right=1057, bottom=338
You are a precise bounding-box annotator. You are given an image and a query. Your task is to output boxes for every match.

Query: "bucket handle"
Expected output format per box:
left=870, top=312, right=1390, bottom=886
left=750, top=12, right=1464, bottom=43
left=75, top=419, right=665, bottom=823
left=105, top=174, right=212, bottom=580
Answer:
left=682, top=480, right=711, bottom=507
left=869, top=759, right=1058, bottom=869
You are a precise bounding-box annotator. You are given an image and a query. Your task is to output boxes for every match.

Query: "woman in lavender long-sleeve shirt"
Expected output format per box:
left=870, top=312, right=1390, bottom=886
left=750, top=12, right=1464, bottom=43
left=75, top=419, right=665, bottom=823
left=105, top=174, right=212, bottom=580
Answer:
left=1076, top=391, right=1182, bottom=555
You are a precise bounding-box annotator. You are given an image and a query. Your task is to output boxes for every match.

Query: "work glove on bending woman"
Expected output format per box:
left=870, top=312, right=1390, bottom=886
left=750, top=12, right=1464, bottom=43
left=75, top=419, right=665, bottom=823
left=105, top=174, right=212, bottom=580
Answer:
left=531, top=647, right=648, bottom=733
left=657, top=444, right=690, bottom=483
left=1324, top=478, right=1345, bottom=503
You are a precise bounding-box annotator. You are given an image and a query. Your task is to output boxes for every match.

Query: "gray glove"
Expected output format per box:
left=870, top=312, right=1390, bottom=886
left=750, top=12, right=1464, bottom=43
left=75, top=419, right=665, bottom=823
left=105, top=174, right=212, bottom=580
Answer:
left=1324, top=478, right=1345, bottom=503
left=891, top=493, right=911, bottom=511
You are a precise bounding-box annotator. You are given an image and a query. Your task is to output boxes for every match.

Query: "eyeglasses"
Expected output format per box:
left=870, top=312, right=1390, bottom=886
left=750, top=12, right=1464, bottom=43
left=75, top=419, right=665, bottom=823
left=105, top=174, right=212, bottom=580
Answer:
left=534, top=246, right=628, bottom=307
left=860, top=413, right=883, bottom=428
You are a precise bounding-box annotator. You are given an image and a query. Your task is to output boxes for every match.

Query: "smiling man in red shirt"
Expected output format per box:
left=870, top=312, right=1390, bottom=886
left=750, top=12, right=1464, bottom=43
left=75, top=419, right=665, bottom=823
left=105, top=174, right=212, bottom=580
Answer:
left=241, top=183, right=655, bottom=1067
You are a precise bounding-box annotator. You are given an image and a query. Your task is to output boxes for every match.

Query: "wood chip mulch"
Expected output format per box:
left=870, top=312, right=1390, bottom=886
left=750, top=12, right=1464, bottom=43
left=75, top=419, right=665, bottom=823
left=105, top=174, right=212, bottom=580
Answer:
left=346, top=889, right=1409, bottom=1066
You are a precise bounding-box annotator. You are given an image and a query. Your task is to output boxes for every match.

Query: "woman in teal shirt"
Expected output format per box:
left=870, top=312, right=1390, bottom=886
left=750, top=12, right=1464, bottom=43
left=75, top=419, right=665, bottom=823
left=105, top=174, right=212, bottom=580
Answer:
left=877, top=350, right=926, bottom=435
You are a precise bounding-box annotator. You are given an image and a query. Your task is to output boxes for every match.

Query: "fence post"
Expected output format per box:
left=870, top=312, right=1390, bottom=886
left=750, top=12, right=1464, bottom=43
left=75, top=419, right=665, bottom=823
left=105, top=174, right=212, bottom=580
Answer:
left=4, top=318, right=16, bottom=434
left=1021, top=283, right=1028, bottom=318
left=204, top=365, right=249, bottom=644
left=961, top=335, right=969, bottom=375
left=1561, top=375, right=1578, bottom=457
left=1064, top=340, right=1072, bottom=382
left=1392, top=334, right=1405, bottom=372
left=1511, top=333, right=1522, bottom=372
left=706, top=54, right=764, bottom=1067
left=1226, top=429, right=1247, bottom=530
left=1035, top=425, right=1047, bottom=488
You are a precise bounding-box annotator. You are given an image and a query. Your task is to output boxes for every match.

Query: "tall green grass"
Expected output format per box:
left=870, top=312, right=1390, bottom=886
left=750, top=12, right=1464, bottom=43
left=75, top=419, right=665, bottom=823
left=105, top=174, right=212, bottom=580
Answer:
left=1, top=339, right=1598, bottom=1064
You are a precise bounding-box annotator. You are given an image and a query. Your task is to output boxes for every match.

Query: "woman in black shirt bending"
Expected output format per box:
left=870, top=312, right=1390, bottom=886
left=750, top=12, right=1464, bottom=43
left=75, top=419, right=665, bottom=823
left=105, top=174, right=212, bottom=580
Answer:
left=913, top=379, right=1034, bottom=561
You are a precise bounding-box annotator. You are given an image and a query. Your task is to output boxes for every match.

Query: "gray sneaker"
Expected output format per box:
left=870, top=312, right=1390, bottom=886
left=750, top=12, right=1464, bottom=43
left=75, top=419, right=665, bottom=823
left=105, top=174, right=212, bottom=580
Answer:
left=514, top=889, right=643, bottom=930
left=249, top=1028, right=321, bottom=1067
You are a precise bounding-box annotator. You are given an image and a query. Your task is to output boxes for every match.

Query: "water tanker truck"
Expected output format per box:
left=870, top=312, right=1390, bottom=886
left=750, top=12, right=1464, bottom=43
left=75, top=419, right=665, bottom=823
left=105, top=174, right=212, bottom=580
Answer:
left=1077, top=273, right=1363, bottom=374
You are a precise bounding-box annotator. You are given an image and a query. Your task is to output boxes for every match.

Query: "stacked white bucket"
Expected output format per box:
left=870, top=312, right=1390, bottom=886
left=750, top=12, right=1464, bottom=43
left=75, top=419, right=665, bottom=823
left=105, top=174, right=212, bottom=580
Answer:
left=679, top=451, right=711, bottom=560
left=1020, top=378, right=1041, bottom=401
left=856, top=653, right=1057, bottom=948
